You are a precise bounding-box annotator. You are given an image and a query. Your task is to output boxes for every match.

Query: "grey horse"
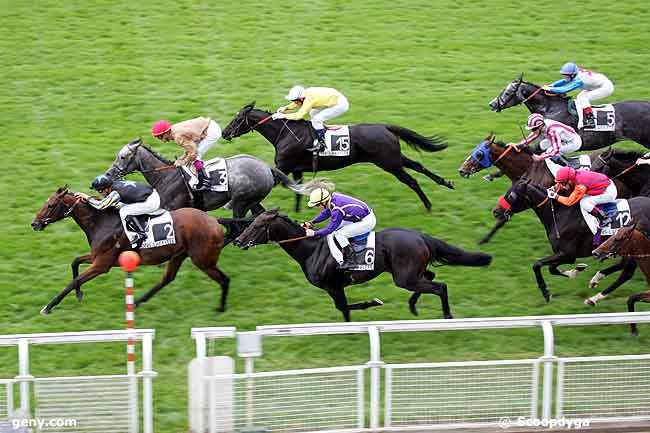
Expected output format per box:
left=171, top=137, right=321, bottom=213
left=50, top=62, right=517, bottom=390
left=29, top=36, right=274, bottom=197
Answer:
left=105, top=138, right=293, bottom=217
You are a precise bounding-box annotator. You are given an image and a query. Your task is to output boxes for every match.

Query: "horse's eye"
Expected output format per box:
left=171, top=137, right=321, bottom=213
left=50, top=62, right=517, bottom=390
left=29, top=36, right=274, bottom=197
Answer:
left=476, top=151, right=484, bottom=159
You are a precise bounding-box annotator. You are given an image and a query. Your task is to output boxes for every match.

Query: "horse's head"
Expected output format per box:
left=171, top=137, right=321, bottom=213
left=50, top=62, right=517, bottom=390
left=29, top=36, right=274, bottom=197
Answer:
left=592, top=224, right=640, bottom=261
left=493, top=180, right=543, bottom=219
left=31, top=186, right=78, bottom=231
left=106, top=138, right=144, bottom=178
left=459, top=133, right=497, bottom=177
left=234, top=209, right=303, bottom=249
left=222, top=101, right=268, bottom=140
left=489, top=75, right=542, bottom=112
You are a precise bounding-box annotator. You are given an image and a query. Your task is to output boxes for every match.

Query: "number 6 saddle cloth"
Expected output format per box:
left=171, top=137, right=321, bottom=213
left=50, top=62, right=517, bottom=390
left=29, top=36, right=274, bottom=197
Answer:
left=326, top=231, right=376, bottom=271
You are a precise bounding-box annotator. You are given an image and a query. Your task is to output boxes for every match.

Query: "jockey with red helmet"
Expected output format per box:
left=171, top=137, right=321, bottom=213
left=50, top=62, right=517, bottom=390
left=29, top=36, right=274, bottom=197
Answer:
left=151, top=117, right=222, bottom=191
left=517, top=113, right=582, bottom=164
left=542, top=62, right=614, bottom=129
left=547, top=166, right=616, bottom=230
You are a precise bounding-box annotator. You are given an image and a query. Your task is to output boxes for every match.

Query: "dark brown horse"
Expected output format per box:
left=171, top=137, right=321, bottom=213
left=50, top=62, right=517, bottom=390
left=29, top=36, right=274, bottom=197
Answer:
left=593, top=224, right=650, bottom=336
left=31, top=186, right=230, bottom=314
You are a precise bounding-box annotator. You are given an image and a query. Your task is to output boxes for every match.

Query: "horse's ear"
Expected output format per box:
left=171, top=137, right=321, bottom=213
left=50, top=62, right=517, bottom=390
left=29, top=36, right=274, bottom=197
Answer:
left=269, top=207, right=279, bottom=214
left=244, top=101, right=256, bottom=111
left=518, top=72, right=524, bottom=82
left=488, top=132, right=495, bottom=143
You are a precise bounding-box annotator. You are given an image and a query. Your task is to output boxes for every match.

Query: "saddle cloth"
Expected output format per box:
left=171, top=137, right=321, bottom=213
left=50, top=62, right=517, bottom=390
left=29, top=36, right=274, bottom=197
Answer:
left=326, top=231, right=376, bottom=271
left=545, top=155, right=591, bottom=177
left=123, top=211, right=176, bottom=249
left=569, top=100, right=616, bottom=132
left=182, top=157, right=229, bottom=192
left=596, top=199, right=631, bottom=236
left=319, top=126, right=351, bottom=157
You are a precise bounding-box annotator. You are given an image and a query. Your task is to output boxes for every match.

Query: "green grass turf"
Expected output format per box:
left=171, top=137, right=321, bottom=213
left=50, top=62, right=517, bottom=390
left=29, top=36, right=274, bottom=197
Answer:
left=1, top=0, right=650, bottom=431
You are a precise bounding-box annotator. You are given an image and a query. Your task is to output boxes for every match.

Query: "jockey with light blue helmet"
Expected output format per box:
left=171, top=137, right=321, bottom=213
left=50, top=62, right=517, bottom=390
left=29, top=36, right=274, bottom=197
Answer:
left=542, top=62, right=614, bottom=129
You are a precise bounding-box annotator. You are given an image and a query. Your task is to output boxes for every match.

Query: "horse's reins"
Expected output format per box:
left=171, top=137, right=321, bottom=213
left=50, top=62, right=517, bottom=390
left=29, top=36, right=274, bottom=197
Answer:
left=277, top=235, right=309, bottom=244
left=493, top=142, right=522, bottom=164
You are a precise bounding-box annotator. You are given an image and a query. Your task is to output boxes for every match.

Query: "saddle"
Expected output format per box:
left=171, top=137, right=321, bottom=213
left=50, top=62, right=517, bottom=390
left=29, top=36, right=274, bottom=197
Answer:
left=124, top=210, right=165, bottom=234
left=349, top=232, right=370, bottom=253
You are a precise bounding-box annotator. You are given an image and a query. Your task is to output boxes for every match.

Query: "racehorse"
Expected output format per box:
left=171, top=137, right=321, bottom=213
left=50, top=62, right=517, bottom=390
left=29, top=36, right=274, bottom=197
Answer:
left=31, top=187, right=230, bottom=314
left=221, top=102, right=454, bottom=212
left=104, top=138, right=295, bottom=217
left=493, top=180, right=650, bottom=304
left=593, top=225, right=650, bottom=336
left=233, top=209, right=491, bottom=321
left=489, top=76, right=650, bottom=150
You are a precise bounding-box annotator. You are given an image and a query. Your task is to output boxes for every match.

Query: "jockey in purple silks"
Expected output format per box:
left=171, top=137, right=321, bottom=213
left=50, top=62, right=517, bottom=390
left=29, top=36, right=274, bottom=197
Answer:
left=303, top=188, right=376, bottom=269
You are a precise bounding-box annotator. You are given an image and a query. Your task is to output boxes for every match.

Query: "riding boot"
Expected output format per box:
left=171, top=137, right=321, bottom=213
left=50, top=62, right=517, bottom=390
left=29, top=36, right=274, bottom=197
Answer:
left=306, top=129, right=326, bottom=152
left=338, top=245, right=357, bottom=269
left=591, top=207, right=612, bottom=227
left=195, top=167, right=211, bottom=192
left=583, top=109, right=596, bottom=129
left=550, top=155, right=569, bottom=167
left=125, top=216, right=147, bottom=245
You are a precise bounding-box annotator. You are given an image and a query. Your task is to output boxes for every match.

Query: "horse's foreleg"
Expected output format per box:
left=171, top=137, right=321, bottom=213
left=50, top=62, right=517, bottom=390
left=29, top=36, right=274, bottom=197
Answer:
left=71, top=254, right=92, bottom=301
left=532, top=252, right=573, bottom=303
left=585, top=259, right=637, bottom=306
left=401, top=155, right=454, bottom=189
left=386, top=167, right=432, bottom=212
left=327, top=288, right=351, bottom=322
left=135, top=255, right=186, bottom=308
left=292, top=171, right=303, bottom=213
left=41, top=263, right=110, bottom=315
left=627, top=291, right=650, bottom=336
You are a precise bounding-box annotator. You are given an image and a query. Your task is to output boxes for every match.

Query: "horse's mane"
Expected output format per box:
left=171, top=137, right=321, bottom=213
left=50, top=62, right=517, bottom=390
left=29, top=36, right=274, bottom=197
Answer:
left=493, top=139, right=533, bottom=155
left=140, top=143, right=173, bottom=165
left=521, top=79, right=569, bottom=100
left=608, top=149, right=645, bottom=164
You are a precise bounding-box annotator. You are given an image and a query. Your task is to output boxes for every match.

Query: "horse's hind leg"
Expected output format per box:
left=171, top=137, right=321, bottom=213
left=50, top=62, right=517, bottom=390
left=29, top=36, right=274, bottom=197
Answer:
left=193, top=258, right=230, bottom=312
left=586, top=259, right=637, bottom=306
left=135, top=254, right=186, bottom=308
left=71, top=253, right=92, bottom=301
left=347, top=298, right=383, bottom=310
left=627, top=291, right=650, bottom=336
left=401, top=155, right=454, bottom=189
left=588, top=258, right=627, bottom=289
left=393, top=272, right=452, bottom=319
left=41, top=262, right=110, bottom=315
left=385, top=167, right=432, bottom=211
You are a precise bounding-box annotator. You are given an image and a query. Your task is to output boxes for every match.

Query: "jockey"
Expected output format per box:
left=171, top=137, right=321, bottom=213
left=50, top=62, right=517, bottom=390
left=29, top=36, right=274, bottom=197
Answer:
left=547, top=167, right=616, bottom=228
left=75, top=175, right=162, bottom=244
left=303, top=187, right=376, bottom=269
left=151, top=117, right=222, bottom=191
left=542, top=62, right=614, bottom=129
left=517, top=113, right=582, bottom=164
left=273, top=86, right=350, bottom=152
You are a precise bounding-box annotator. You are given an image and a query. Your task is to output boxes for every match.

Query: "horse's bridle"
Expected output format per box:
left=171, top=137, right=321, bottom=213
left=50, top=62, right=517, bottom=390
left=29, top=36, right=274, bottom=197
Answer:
left=494, top=79, right=524, bottom=111
left=227, top=114, right=273, bottom=139
left=41, top=195, right=82, bottom=226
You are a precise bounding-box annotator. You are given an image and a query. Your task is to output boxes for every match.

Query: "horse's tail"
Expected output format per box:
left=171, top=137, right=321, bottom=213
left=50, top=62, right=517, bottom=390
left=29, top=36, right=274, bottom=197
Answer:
left=285, top=178, right=336, bottom=195
left=423, top=235, right=492, bottom=267
left=271, top=168, right=295, bottom=188
left=387, top=125, right=448, bottom=152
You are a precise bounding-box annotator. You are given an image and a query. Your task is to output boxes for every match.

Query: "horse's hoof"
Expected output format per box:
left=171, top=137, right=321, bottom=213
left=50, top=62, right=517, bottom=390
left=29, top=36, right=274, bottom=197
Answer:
left=446, top=181, right=455, bottom=190
left=373, top=298, right=384, bottom=306
left=632, top=329, right=640, bottom=337
left=409, top=306, right=419, bottom=316
left=584, top=298, right=596, bottom=307
left=215, top=307, right=225, bottom=313
left=575, top=263, right=588, bottom=272
left=564, top=269, right=578, bottom=279
left=543, top=292, right=552, bottom=303
left=76, top=290, right=84, bottom=303
left=40, top=306, right=51, bottom=316
left=444, top=314, right=454, bottom=319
